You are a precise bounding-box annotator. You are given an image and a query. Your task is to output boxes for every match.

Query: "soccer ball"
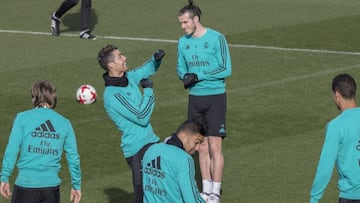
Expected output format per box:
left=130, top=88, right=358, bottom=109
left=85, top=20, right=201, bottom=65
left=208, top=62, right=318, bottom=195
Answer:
left=76, top=84, right=97, bottom=105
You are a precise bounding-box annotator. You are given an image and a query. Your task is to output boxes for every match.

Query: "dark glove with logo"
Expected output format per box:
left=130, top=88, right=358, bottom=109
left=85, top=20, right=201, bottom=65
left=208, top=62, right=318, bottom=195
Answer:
left=183, top=73, right=198, bottom=89
left=140, top=79, right=153, bottom=88
left=154, top=49, right=165, bottom=62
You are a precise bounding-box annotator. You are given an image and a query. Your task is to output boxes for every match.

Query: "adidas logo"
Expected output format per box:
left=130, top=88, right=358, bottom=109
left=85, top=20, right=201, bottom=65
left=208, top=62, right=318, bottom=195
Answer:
left=219, top=124, right=226, bottom=134
left=31, top=120, right=60, bottom=139
left=219, top=127, right=226, bottom=134
left=147, top=156, right=161, bottom=170
left=144, top=156, right=165, bottom=178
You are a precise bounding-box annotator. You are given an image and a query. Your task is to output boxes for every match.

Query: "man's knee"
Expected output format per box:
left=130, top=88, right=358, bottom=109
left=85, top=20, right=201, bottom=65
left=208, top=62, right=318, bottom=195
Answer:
left=199, top=138, right=209, bottom=154
left=209, top=137, right=223, bottom=151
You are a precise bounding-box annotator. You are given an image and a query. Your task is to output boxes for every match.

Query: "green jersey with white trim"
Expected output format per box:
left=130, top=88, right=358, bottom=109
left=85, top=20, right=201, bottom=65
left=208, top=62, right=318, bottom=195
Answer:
left=0, top=108, right=81, bottom=189
left=103, top=57, right=161, bottom=158
left=177, top=28, right=232, bottom=96
left=310, top=108, right=360, bottom=202
left=143, top=143, right=205, bottom=203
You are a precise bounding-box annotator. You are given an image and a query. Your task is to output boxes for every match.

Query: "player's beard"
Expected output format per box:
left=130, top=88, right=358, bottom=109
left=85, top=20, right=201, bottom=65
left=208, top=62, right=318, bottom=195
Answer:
left=335, top=103, right=341, bottom=110
left=189, top=25, right=196, bottom=36
left=188, top=20, right=197, bottom=36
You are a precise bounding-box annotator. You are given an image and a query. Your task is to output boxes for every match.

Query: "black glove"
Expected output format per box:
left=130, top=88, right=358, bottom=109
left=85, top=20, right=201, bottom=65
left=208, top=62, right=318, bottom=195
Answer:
left=154, top=49, right=165, bottom=61
left=183, top=73, right=198, bottom=89
left=140, top=79, right=153, bottom=88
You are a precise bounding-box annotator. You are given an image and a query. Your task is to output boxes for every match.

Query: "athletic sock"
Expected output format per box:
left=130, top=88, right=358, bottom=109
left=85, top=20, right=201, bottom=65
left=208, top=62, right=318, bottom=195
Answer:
left=202, top=179, right=213, bottom=194
left=212, top=181, right=222, bottom=196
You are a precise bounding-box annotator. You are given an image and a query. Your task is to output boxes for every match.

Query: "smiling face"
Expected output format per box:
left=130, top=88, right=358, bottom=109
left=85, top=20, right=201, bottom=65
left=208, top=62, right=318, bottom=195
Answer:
left=178, top=12, right=198, bottom=36
left=108, top=49, right=128, bottom=77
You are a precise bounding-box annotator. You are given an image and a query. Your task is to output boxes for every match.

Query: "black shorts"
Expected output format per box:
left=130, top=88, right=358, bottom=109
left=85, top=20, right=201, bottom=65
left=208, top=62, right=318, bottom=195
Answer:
left=11, top=185, right=60, bottom=203
left=188, top=93, right=227, bottom=138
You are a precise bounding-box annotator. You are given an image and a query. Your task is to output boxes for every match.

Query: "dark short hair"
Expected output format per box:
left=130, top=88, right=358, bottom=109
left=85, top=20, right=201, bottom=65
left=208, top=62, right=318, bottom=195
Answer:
left=332, top=73, right=357, bottom=99
left=98, top=45, right=118, bottom=71
left=178, top=0, right=202, bottom=21
left=175, top=119, right=206, bottom=137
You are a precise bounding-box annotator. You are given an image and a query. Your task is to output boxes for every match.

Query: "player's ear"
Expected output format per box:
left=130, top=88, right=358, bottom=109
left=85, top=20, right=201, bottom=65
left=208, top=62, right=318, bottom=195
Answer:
left=31, top=97, right=35, bottom=106
left=107, top=62, right=115, bottom=70
left=193, top=15, right=200, bottom=23
left=333, top=91, right=342, bottom=100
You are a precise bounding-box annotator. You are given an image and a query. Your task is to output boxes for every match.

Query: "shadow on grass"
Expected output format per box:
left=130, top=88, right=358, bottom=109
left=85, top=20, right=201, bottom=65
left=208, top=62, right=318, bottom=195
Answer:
left=61, top=9, right=98, bottom=33
left=104, top=187, right=134, bottom=203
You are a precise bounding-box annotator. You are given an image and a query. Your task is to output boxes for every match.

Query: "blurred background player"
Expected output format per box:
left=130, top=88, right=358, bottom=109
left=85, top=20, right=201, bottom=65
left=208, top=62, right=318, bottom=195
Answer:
left=142, top=119, right=206, bottom=203
left=98, top=45, right=165, bottom=203
left=176, top=1, right=232, bottom=202
left=310, top=73, right=360, bottom=203
left=50, top=0, right=96, bottom=40
left=0, top=80, right=82, bottom=203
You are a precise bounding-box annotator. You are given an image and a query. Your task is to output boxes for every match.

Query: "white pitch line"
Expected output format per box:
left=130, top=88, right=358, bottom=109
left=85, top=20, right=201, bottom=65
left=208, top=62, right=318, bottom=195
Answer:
left=2, top=29, right=360, bottom=107
left=231, top=44, right=360, bottom=56
left=228, top=63, right=360, bottom=94
left=2, top=29, right=360, bottom=56
left=159, top=63, right=360, bottom=107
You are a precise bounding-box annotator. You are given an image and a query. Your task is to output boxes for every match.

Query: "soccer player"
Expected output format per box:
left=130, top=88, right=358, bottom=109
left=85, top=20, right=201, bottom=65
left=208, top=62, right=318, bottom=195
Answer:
left=97, top=45, right=165, bottom=203
left=176, top=1, right=232, bottom=202
left=310, top=73, right=360, bottom=203
left=50, top=0, right=96, bottom=40
left=142, top=119, right=206, bottom=203
left=0, top=80, right=82, bottom=203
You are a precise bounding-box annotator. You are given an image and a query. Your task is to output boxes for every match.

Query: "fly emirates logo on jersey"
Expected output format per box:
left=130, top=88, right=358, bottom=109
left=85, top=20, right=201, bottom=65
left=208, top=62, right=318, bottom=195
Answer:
left=144, top=156, right=167, bottom=197
left=187, top=54, right=210, bottom=68
left=28, top=120, right=60, bottom=156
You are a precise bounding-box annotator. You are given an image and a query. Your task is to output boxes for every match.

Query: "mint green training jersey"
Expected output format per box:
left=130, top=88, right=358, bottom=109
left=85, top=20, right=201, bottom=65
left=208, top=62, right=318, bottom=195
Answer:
left=310, top=108, right=360, bottom=202
left=177, top=28, right=232, bottom=96
left=103, top=56, right=160, bottom=158
left=143, top=143, right=205, bottom=203
left=0, top=108, right=81, bottom=190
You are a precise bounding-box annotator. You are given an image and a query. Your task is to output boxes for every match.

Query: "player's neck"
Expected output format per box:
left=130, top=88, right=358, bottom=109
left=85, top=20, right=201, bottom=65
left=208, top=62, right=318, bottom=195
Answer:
left=340, top=100, right=357, bottom=111
left=109, top=71, right=125, bottom=78
left=37, top=103, right=50, bottom=108
left=192, top=26, right=206, bottom=38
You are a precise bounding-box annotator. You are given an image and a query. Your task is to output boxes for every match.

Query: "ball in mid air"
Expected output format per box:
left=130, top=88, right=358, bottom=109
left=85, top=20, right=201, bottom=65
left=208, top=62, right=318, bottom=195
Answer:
left=76, top=84, right=97, bottom=105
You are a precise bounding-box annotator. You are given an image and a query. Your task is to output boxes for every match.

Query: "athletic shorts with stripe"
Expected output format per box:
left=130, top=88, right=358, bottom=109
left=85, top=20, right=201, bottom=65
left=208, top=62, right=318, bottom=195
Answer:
left=188, top=93, right=227, bottom=138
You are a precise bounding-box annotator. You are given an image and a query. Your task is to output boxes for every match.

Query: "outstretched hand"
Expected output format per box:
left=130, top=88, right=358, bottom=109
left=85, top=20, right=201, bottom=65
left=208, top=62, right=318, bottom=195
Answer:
left=154, top=50, right=165, bottom=61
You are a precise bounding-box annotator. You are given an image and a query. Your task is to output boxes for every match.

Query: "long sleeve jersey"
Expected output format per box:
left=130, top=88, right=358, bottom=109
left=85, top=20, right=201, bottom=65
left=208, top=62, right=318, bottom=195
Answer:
left=103, top=56, right=160, bottom=158
left=142, top=142, right=205, bottom=203
left=177, top=28, right=232, bottom=96
left=0, top=108, right=81, bottom=190
left=310, top=108, right=360, bottom=202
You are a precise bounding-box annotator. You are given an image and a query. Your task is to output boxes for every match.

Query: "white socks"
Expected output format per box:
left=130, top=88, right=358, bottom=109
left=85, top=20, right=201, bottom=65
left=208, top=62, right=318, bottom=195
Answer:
left=203, top=179, right=222, bottom=195
left=202, top=179, right=213, bottom=194
left=212, top=181, right=222, bottom=196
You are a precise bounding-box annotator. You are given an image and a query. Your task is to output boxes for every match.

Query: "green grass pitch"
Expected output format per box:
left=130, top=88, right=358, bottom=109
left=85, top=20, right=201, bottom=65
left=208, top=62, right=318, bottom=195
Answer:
left=1, top=0, right=360, bottom=202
